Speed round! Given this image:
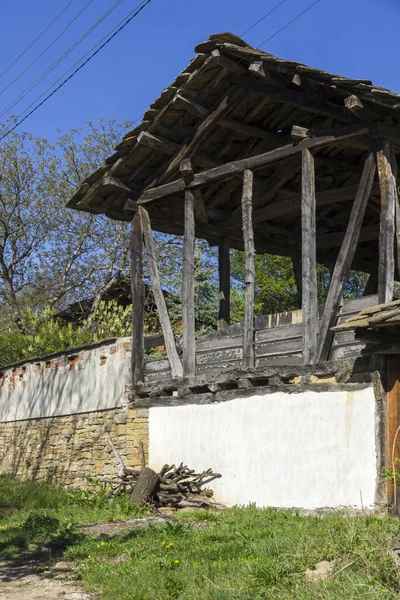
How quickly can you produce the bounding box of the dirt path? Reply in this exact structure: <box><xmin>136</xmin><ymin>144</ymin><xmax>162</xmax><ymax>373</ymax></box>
<box><xmin>0</xmin><ymin>559</ymin><xmax>93</xmax><ymax>600</ymax></box>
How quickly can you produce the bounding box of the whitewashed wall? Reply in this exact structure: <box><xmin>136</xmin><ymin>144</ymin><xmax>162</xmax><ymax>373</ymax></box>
<box><xmin>149</xmin><ymin>387</ymin><xmax>377</xmax><ymax>510</ymax></box>
<box><xmin>0</xmin><ymin>338</ymin><xmax>132</xmax><ymax>422</ymax></box>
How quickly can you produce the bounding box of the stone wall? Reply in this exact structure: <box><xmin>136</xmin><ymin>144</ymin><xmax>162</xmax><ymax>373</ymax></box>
<box><xmin>0</xmin><ymin>407</ymin><xmax>148</xmax><ymax>486</ymax></box>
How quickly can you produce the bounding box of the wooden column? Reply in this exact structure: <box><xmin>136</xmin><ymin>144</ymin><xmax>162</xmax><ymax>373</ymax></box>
<box><xmin>218</xmin><ymin>238</ymin><xmax>230</xmax><ymax>330</ymax></box>
<box><xmin>130</xmin><ymin>211</ymin><xmax>144</xmax><ymax>385</ymax></box>
<box><xmin>291</xmin><ymin>243</ymin><xmax>303</xmax><ymax>306</ymax></box>
<box><xmin>377</xmin><ymin>138</ymin><xmax>397</xmax><ymax>304</ymax></box>
<box><xmin>301</xmin><ymin>148</ymin><xmax>318</xmax><ymax>365</ymax></box>
<box><xmin>387</xmin><ymin>356</ymin><xmax>400</xmax><ymax>509</ymax></box>
<box><xmin>317</xmin><ymin>151</ymin><xmax>376</xmax><ymax>363</ymax></box>
<box><xmin>140</xmin><ymin>207</ymin><xmax>183</xmax><ymax>379</ymax></box>
<box><xmin>242</xmin><ymin>169</ymin><xmax>255</xmax><ymax>369</ymax></box>
<box><xmin>181</xmin><ymin>160</ymin><xmax>196</xmax><ymax>377</ymax></box>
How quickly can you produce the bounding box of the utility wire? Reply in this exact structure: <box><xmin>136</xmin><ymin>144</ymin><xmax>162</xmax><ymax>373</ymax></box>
<box><xmin>0</xmin><ymin>0</ymin><xmax>153</xmax><ymax>141</ymax></box>
<box><xmin>0</xmin><ymin>0</ymin><xmax>146</xmax><ymax>125</ymax></box>
<box><xmin>241</xmin><ymin>0</ymin><xmax>287</xmax><ymax>37</ymax></box>
<box><xmin>258</xmin><ymin>0</ymin><xmax>322</xmax><ymax>48</ymax></box>
<box><xmin>0</xmin><ymin>0</ymin><xmax>128</xmax><ymax>117</ymax></box>
<box><xmin>0</xmin><ymin>0</ymin><xmax>76</xmax><ymax>81</ymax></box>
<box><xmin>0</xmin><ymin>0</ymin><xmax>97</xmax><ymax>98</ymax></box>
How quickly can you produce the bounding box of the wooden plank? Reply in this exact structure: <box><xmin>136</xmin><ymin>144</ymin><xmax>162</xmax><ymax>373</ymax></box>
<box><xmin>140</xmin><ymin>207</ymin><xmax>183</xmax><ymax>379</ymax></box>
<box><xmin>317</xmin><ymin>151</ymin><xmax>377</xmax><ymax>362</ymax></box>
<box><xmin>377</xmin><ymin>138</ymin><xmax>397</xmax><ymax>303</ymax></box>
<box><xmin>255</xmin><ymin>323</ymin><xmax>302</xmax><ymax>343</ymax></box>
<box><xmin>137</xmin><ymin>126</ymin><xmax>370</xmax><ymax>205</ymax></box>
<box><xmin>182</xmin><ymin>163</ymin><xmax>196</xmax><ymax>376</ymax></box>
<box><xmin>301</xmin><ymin>148</ymin><xmax>318</xmax><ymax>365</ymax></box>
<box><xmin>218</xmin><ymin>238</ymin><xmax>230</xmax><ymax>330</ymax></box>
<box><xmin>242</xmin><ymin>169</ymin><xmax>255</xmax><ymax>369</ymax></box>
<box><xmin>130</xmin><ymin>212</ymin><xmax>144</xmax><ymax>384</ymax></box>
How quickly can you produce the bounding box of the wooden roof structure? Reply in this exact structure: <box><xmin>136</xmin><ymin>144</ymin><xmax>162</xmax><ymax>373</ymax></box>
<box><xmin>68</xmin><ymin>32</ymin><xmax>400</xmax><ymax>275</ymax></box>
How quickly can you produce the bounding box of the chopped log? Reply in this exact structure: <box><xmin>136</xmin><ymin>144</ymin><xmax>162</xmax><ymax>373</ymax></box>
<box><xmin>218</xmin><ymin>238</ymin><xmax>230</xmax><ymax>330</ymax></box>
<box><xmin>377</xmin><ymin>138</ymin><xmax>397</xmax><ymax>304</ymax></box>
<box><xmin>181</xmin><ymin>160</ymin><xmax>196</xmax><ymax>377</ymax></box>
<box><xmin>318</xmin><ymin>151</ymin><xmax>376</xmax><ymax>362</ymax></box>
<box><xmin>140</xmin><ymin>207</ymin><xmax>183</xmax><ymax>378</ymax></box>
<box><xmin>130</xmin><ymin>467</ymin><xmax>159</xmax><ymax>505</ymax></box>
<box><xmin>242</xmin><ymin>169</ymin><xmax>255</xmax><ymax>368</ymax></box>
<box><xmin>301</xmin><ymin>148</ymin><xmax>318</xmax><ymax>365</ymax></box>
<box><xmin>130</xmin><ymin>212</ymin><xmax>144</xmax><ymax>384</ymax></box>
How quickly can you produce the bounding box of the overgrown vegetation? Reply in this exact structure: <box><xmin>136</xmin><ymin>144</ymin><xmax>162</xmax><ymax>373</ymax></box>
<box><xmin>1</xmin><ymin>476</ymin><xmax>400</xmax><ymax>599</ymax></box>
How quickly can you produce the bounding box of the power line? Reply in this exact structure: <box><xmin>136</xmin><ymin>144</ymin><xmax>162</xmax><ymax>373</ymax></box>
<box><xmin>241</xmin><ymin>0</ymin><xmax>287</xmax><ymax>37</ymax></box>
<box><xmin>0</xmin><ymin>0</ymin><xmax>97</xmax><ymax>98</ymax></box>
<box><xmin>258</xmin><ymin>0</ymin><xmax>322</xmax><ymax>48</ymax></box>
<box><xmin>0</xmin><ymin>0</ymin><xmax>76</xmax><ymax>80</ymax></box>
<box><xmin>0</xmin><ymin>0</ymin><xmax>128</xmax><ymax>121</ymax></box>
<box><xmin>0</xmin><ymin>0</ymin><xmax>153</xmax><ymax>141</ymax></box>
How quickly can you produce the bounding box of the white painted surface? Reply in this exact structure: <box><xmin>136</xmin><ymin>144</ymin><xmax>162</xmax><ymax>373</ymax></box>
<box><xmin>149</xmin><ymin>388</ymin><xmax>377</xmax><ymax>509</ymax></box>
<box><xmin>0</xmin><ymin>339</ymin><xmax>132</xmax><ymax>422</ymax></box>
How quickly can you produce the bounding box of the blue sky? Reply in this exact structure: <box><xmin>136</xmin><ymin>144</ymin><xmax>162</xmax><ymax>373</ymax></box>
<box><xmin>0</xmin><ymin>0</ymin><xmax>399</xmax><ymax>142</ymax></box>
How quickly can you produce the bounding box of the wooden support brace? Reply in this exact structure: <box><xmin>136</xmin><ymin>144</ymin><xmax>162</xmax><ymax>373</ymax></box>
<box><xmin>301</xmin><ymin>148</ymin><xmax>318</xmax><ymax>365</ymax></box>
<box><xmin>317</xmin><ymin>151</ymin><xmax>377</xmax><ymax>363</ymax></box>
<box><xmin>140</xmin><ymin>207</ymin><xmax>183</xmax><ymax>378</ymax></box>
<box><xmin>242</xmin><ymin>169</ymin><xmax>255</xmax><ymax>369</ymax></box>
<box><xmin>377</xmin><ymin>138</ymin><xmax>397</xmax><ymax>304</ymax></box>
<box><xmin>181</xmin><ymin>160</ymin><xmax>196</xmax><ymax>377</ymax></box>
<box><xmin>130</xmin><ymin>211</ymin><xmax>145</xmax><ymax>384</ymax></box>
<box><xmin>218</xmin><ymin>238</ymin><xmax>230</xmax><ymax>330</ymax></box>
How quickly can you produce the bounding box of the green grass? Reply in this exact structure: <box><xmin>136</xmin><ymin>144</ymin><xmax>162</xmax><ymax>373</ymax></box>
<box><xmin>1</xmin><ymin>475</ymin><xmax>400</xmax><ymax>599</ymax></box>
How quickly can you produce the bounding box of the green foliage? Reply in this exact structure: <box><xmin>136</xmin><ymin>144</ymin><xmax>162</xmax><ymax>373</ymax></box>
<box><xmin>230</xmin><ymin>250</ymin><xmax>368</xmax><ymax>323</ymax></box>
<box><xmin>1</xmin><ymin>476</ymin><xmax>400</xmax><ymax>598</ymax></box>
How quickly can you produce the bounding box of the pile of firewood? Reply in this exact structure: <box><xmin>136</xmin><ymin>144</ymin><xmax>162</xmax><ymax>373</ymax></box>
<box><xmin>105</xmin><ymin>435</ymin><xmax>222</xmax><ymax>508</ymax></box>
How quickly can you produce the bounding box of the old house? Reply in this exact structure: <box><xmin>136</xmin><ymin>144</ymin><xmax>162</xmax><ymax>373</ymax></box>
<box><xmin>1</xmin><ymin>32</ymin><xmax>400</xmax><ymax>510</ymax></box>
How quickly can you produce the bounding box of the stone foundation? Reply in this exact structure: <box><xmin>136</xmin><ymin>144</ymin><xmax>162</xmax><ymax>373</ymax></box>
<box><xmin>0</xmin><ymin>407</ymin><xmax>149</xmax><ymax>486</ymax></box>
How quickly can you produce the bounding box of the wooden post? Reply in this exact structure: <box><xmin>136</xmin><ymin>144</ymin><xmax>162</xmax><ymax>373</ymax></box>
<box><xmin>181</xmin><ymin>160</ymin><xmax>196</xmax><ymax>377</ymax></box>
<box><xmin>377</xmin><ymin>138</ymin><xmax>397</xmax><ymax>304</ymax></box>
<box><xmin>301</xmin><ymin>148</ymin><xmax>318</xmax><ymax>365</ymax></box>
<box><xmin>218</xmin><ymin>238</ymin><xmax>230</xmax><ymax>330</ymax></box>
<box><xmin>317</xmin><ymin>151</ymin><xmax>376</xmax><ymax>363</ymax></box>
<box><xmin>242</xmin><ymin>169</ymin><xmax>255</xmax><ymax>369</ymax></box>
<box><xmin>130</xmin><ymin>211</ymin><xmax>144</xmax><ymax>385</ymax></box>
<box><xmin>140</xmin><ymin>207</ymin><xmax>183</xmax><ymax>379</ymax></box>
<box><xmin>291</xmin><ymin>243</ymin><xmax>303</xmax><ymax>306</ymax></box>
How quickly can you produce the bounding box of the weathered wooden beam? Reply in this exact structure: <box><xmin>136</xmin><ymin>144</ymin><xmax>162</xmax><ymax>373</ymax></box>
<box><xmin>140</xmin><ymin>207</ymin><xmax>183</xmax><ymax>379</ymax></box>
<box><xmin>181</xmin><ymin>160</ymin><xmax>196</xmax><ymax>377</ymax></box>
<box><xmin>377</xmin><ymin>138</ymin><xmax>397</xmax><ymax>303</ymax></box>
<box><xmin>211</xmin><ymin>49</ymin><xmax>248</xmax><ymax>76</ymax></box>
<box><xmin>242</xmin><ymin>170</ymin><xmax>255</xmax><ymax>368</ymax></box>
<box><xmin>244</xmin><ymin>64</ymin><xmax>359</xmax><ymax>123</ymax></box>
<box><xmin>301</xmin><ymin>148</ymin><xmax>318</xmax><ymax>365</ymax></box>
<box><xmin>193</xmin><ymin>189</ymin><xmax>209</xmax><ymax>223</ymax></box>
<box><xmin>152</xmin><ymin>87</ymin><xmax>245</xmax><ymax>187</ymax></box>
<box><xmin>291</xmin><ymin>244</ymin><xmax>303</xmax><ymax>306</ymax></box>
<box><xmin>317</xmin><ymin>224</ymin><xmax>379</xmax><ymax>249</ymax></box>
<box><xmin>130</xmin><ymin>212</ymin><xmax>145</xmax><ymax>385</ymax></box>
<box><xmin>317</xmin><ymin>151</ymin><xmax>377</xmax><ymax>363</ymax></box>
<box><xmin>218</xmin><ymin>117</ymin><xmax>277</xmax><ymax>141</ymax></box>
<box><xmin>218</xmin><ymin>238</ymin><xmax>230</xmax><ymax>330</ymax></box>
<box><xmin>137</xmin><ymin>125</ymin><xmax>371</xmax><ymax>205</ymax></box>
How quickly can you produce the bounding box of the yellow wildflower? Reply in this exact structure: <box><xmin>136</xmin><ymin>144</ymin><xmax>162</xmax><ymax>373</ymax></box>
<box><xmin>88</xmin><ymin>555</ymin><xmax>92</xmax><ymax>559</ymax></box>
<box><xmin>174</xmin><ymin>560</ymin><xmax>180</xmax><ymax>565</ymax></box>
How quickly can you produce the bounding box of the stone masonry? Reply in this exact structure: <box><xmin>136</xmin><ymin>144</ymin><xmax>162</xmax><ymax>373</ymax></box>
<box><xmin>0</xmin><ymin>407</ymin><xmax>149</xmax><ymax>486</ymax></box>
